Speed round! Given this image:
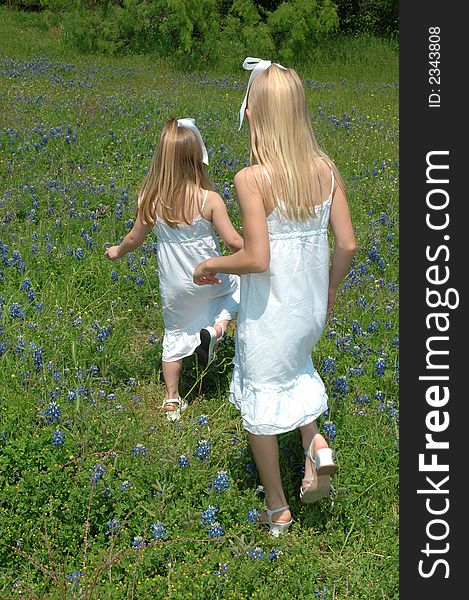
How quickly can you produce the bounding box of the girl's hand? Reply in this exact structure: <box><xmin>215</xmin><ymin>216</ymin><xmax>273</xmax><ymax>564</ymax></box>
<box><xmin>105</xmin><ymin>246</ymin><xmax>120</xmax><ymax>261</ymax></box>
<box><xmin>193</xmin><ymin>261</ymin><xmax>222</xmax><ymax>286</ymax></box>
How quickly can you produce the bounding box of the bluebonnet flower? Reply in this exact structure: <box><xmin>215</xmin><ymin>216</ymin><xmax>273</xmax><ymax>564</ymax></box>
<box><xmin>66</xmin><ymin>571</ymin><xmax>84</xmax><ymax>588</ymax></box>
<box><xmin>0</xmin><ymin>341</ymin><xmax>7</xmax><ymax>358</ymax></box>
<box><xmin>213</xmin><ymin>562</ymin><xmax>229</xmax><ymax>580</ymax></box>
<box><xmin>269</xmin><ymin>547</ymin><xmax>283</xmax><ymax>561</ymax></box>
<box><xmin>178</xmin><ymin>455</ymin><xmax>189</xmax><ymax>467</ymax></box>
<box><xmin>9</xmin><ymin>303</ymin><xmax>26</xmax><ymax>319</ymax></box>
<box><xmin>135</xmin><ymin>276</ymin><xmax>144</xmax><ymax>286</ymax></box>
<box><xmin>120</xmin><ymin>480</ymin><xmax>132</xmax><ymax>491</ymax></box>
<box><xmin>247</xmin><ymin>508</ymin><xmax>261</xmax><ymax>524</ymax></box>
<box><xmin>151</xmin><ymin>521</ymin><xmax>168</xmax><ymax>540</ymax></box>
<box><xmin>349</xmin><ymin>361</ymin><xmax>365</xmax><ymax>376</ymax></box>
<box><xmin>14</xmin><ymin>337</ymin><xmax>26</xmax><ymax>358</ymax></box>
<box><xmin>245</xmin><ymin>463</ymin><xmax>256</xmax><ymax>474</ymax></box>
<box><xmin>31</xmin><ymin>347</ymin><xmax>43</xmax><ymax>372</ymax></box>
<box><xmin>208</xmin><ymin>522</ymin><xmax>224</xmax><ymax>539</ymax></box>
<box><xmin>43</xmin><ymin>402</ymin><xmax>61</xmax><ymax>422</ymax></box>
<box><xmin>51</xmin><ymin>430</ymin><xmax>65</xmax><ymax>446</ymax></box>
<box><xmin>20</xmin><ymin>278</ymin><xmax>32</xmax><ymax>291</ymax></box>
<box><xmin>357</xmin><ymin>295</ymin><xmax>367</xmax><ymax>308</ymax></box>
<box><xmin>202</xmin><ymin>506</ymin><xmax>219</xmax><ymax>526</ymax></box>
<box><xmin>35</xmin><ymin>301</ymin><xmax>44</xmax><ymax>312</ymax></box>
<box><xmin>314</xmin><ymin>586</ymin><xmax>330</xmax><ymax>599</ymax></box>
<box><xmin>71</xmin><ymin>317</ymin><xmax>83</xmax><ymax>329</ymax></box>
<box><xmin>332</xmin><ymin>376</ymin><xmax>349</xmax><ymax>396</ymax></box>
<box><xmin>375</xmin><ymin>358</ymin><xmax>386</xmax><ymax>376</ymax></box>
<box><xmin>367</xmin><ymin>321</ymin><xmax>379</xmax><ymax>333</ymax></box>
<box><xmin>75</xmin><ymin>248</ymin><xmax>84</xmax><ymax>260</ymax></box>
<box><xmin>111</xmin><ymin>271</ymin><xmax>119</xmax><ymax>282</ymax></box>
<box><xmin>132</xmin><ymin>444</ymin><xmax>147</xmax><ymax>458</ymax></box>
<box><xmin>90</xmin><ymin>463</ymin><xmax>105</xmax><ymax>483</ymax></box>
<box><xmin>147</xmin><ymin>332</ymin><xmax>160</xmax><ymax>344</ymax></box>
<box><xmin>375</xmin><ymin>390</ymin><xmax>385</xmax><ymax>403</ymax></box>
<box><xmin>196</xmin><ymin>414</ymin><xmax>209</xmax><ymax>427</ymax></box>
<box><xmin>87</xmin><ymin>364</ymin><xmax>99</xmax><ymax>377</ymax></box>
<box><xmin>194</xmin><ymin>440</ymin><xmax>212</xmax><ymax>461</ymax></box>
<box><xmin>354</xmin><ymin>394</ymin><xmax>370</xmax><ymax>407</ymax></box>
<box><xmin>212</xmin><ymin>471</ymin><xmax>229</xmax><ymax>493</ymax></box>
<box><xmin>248</xmin><ymin>546</ymin><xmax>264</xmax><ymax>559</ymax></box>
<box><xmin>321</xmin><ymin>356</ymin><xmax>336</xmax><ymax>375</ymax></box>
<box><xmin>131</xmin><ymin>536</ymin><xmax>146</xmax><ymax>550</ymax></box>
<box><xmin>126</xmin><ymin>378</ymin><xmax>137</xmax><ymax>387</ymax></box>
<box><xmin>323</xmin><ymin>421</ymin><xmax>336</xmax><ymax>443</ymax></box>
<box><xmin>107</xmin><ymin>517</ymin><xmax>120</xmax><ymax>535</ymax></box>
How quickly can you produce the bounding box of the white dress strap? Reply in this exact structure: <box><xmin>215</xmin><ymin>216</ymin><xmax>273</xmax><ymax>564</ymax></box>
<box><xmin>329</xmin><ymin>166</ymin><xmax>335</xmax><ymax>199</ymax></box>
<box><xmin>200</xmin><ymin>189</ymin><xmax>209</xmax><ymax>212</ymax></box>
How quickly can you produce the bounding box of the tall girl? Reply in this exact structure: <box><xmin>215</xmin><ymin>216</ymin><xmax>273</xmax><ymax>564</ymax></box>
<box><xmin>193</xmin><ymin>59</ymin><xmax>356</xmax><ymax>534</ymax></box>
<box><xmin>106</xmin><ymin>118</ymin><xmax>242</xmax><ymax>420</ymax></box>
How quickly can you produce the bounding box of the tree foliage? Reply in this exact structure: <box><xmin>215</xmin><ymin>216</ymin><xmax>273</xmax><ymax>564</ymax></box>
<box><xmin>0</xmin><ymin>0</ymin><xmax>398</xmax><ymax>64</ymax></box>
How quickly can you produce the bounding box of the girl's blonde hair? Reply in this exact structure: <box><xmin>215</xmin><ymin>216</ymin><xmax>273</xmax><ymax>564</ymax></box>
<box><xmin>138</xmin><ymin>118</ymin><xmax>211</xmax><ymax>228</ymax></box>
<box><xmin>247</xmin><ymin>65</ymin><xmax>346</xmax><ymax>220</ymax></box>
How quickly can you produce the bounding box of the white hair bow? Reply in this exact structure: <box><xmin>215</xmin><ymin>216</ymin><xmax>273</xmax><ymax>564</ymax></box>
<box><xmin>238</xmin><ymin>57</ymin><xmax>286</xmax><ymax>130</ymax></box>
<box><xmin>177</xmin><ymin>117</ymin><xmax>209</xmax><ymax>165</ymax></box>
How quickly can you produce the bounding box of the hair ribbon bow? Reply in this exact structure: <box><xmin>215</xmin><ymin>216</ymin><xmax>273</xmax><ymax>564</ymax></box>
<box><xmin>238</xmin><ymin>57</ymin><xmax>286</xmax><ymax>130</ymax></box>
<box><xmin>177</xmin><ymin>118</ymin><xmax>209</xmax><ymax>165</ymax></box>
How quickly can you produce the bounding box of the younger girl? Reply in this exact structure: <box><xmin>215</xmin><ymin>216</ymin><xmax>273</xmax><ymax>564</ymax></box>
<box><xmin>106</xmin><ymin>117</ymin><xmax>242</xmax><ymax>421</ymax></box>
<box><xmin>194</xmin><ymin>59</ymin><xmax>356</xmax><ymax>534</ymax></box>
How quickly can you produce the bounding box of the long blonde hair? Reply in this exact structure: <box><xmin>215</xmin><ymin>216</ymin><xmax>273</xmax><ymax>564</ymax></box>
<box><xmin>247</xmin><ymin>65</ymin><xmax>346</xmax><ymax>220</ymax></box>
<box><xmin>138</xmin><ymin>118</ymin><xmax>211</xmax><ymax>227</ymax></box>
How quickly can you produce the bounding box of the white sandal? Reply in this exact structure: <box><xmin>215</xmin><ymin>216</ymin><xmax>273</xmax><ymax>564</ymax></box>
<box><xmin>255</xmin><ymin>504</ymin><xmax>293</xmax><ymax>537</ymax></box>
<box><xmin>300</xmin><ymin>433</ymin><xmax>337</xmax><ymax>503</ymax></box>
<box><xmin>161</xmin><ymin>397</ymin><xmax>188</xmax><ymax>422</ymax></box>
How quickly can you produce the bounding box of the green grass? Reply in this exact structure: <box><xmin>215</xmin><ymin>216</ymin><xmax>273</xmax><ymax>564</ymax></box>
<box><xmin>0</xmin><ymin>7</ymin><xmax>399</xmax><ymax>599</ymax></box>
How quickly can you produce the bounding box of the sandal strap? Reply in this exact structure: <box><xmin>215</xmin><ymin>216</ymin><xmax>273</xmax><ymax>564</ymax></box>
<box><xmin>162</xmin><ymin>397</ymin><xmax>182</xmax><ymax>408</ymax></box>
<box><xmin>265</xmin><ymin>504</ymin><xmax>290</xmax><ymax>517</ymax></box>
<box><xmin>305</xmin><ymin>433</ymin><xmax>321</xmax><ymax>458</ymax></box>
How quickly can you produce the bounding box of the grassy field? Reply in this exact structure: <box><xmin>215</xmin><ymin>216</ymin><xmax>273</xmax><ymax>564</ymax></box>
<box><xmin>0</xmin><ymin>8</ymin><xmax>399</xmax><ymax>599</ymax></box>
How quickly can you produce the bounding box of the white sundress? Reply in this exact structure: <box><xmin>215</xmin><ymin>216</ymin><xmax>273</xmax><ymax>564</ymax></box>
<box><xmin>153</xmin><ymin>190</ymin><xmax>240</xmax><ymax>362</ymax></box>
<box><xmin>229</xmin><ymin>167</ymin><xmax>334</xmax><ymax>435</ymax></box>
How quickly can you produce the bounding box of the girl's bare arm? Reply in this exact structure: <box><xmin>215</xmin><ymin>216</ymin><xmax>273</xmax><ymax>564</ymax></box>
<box><xmin>327</xmin><ymin>181</ymin><xmax>356</xmax><ymax>312</ymax></box>
<box><xmin>206</xmin><ymin>191</ymin><xmax>244</xmax><ymax>252</ymax></box>
<box><xmin>194</xmin><ymin>167</ymin><xmax>269</xmax><ymax>282</ymax></box>
<box><xmin>105</xmin><ymin>213</ymin><xmax>152</xmax><ymax>261</ymax></box>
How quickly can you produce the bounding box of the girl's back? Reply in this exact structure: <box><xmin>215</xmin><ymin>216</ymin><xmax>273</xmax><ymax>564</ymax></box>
<box><xmin>153</xmin><ymin>189</ymin><xmax>239</xmax><ymax>333</ymax></box>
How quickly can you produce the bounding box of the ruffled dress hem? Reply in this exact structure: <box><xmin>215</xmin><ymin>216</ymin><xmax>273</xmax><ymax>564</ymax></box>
<box><xmin>229</xmin><ymin>365</ymin><xmax>329</xmax><ymax>435</ymax></box>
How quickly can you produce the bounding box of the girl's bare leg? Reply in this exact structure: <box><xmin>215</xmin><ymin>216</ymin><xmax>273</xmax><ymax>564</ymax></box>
<box><xmin>247</xmin><ymin>433</ymin><xmax>292</xmax><ymax>523</ymax></box>
<box><xmin>300</xmin><ymin>420</ymin><xmax>330</xmax><ymax>479</ymax></box>
<box><xmin>214</xmin><ymin>319</ymin><xmax>229</xmax><ymax>339</ymax></box>
<box><xmin>162</xmin><ymin>359</ymin><xmax>182</xmax><ymax>412</ymax></box>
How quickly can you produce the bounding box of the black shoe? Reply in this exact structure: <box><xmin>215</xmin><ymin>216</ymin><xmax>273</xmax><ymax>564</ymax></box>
<box><xmin>195</xmin><ymin>326</ymin><xmax>218</xmax><ymax>369</ymax></box>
